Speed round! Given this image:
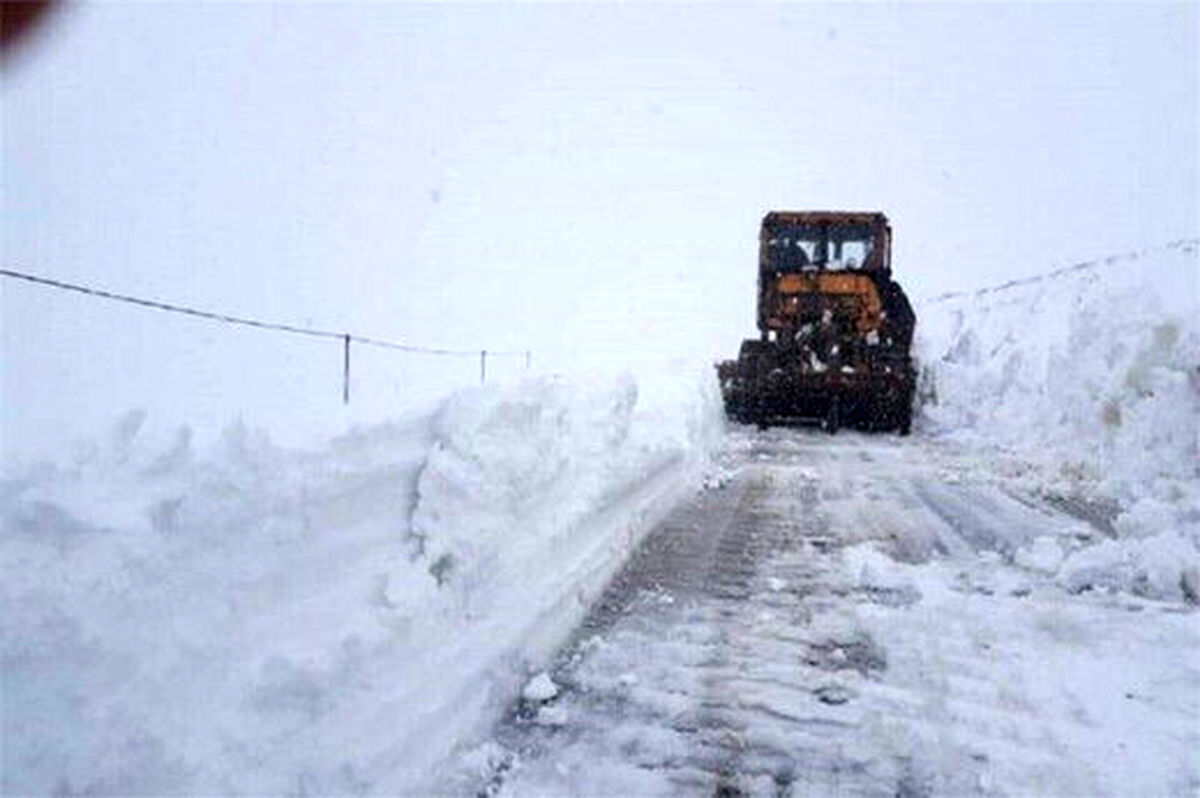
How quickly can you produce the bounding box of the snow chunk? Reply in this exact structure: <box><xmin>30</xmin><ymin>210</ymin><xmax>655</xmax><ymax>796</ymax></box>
<box><xmin>1016</xmin><ymin>536</ymin><xmax>1066</xmax><ymax>574</ymax></box>
<box><xmin>522</xmin><ymin>672</ymin><xmax>559</xmax><ymax>702</ymax></box>
<box><xmin>813</xmin><ymin>683</ymin><xmax>856</xmax><ymax>705</ymax></box>
<box><xmin>842</xmin><ymin>543</ymin><xmax>914</xmax><ymax>590</ymax></box>
<box><xmin>534</xmin><ymin>706</ymin><xmax>569</xmax><ymax>726</ymax></box>
<box><xmin>1058</xmin><ymin>530</ymin><xmax>1200</xmax><ymax>603</ymax></box>
<box><xmin>937</xmin><ymin>468</ymin><xmax>962</xmax><ymax>485</ymax></box>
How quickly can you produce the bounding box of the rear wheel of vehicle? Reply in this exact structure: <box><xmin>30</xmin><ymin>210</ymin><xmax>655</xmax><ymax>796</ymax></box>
<box><xmin>754</xmin><ymin>395</ymin><xmax>769</xmax><ymax>430</ymax></box>
<box><xmin>823</xmin><ymin>399</ymin><xmax>840</xmax><ymax>435</ymax></box>
<box><xmin>864</xmin><ymin>400</ymin><xmax>884</xmax><ymax>432</ymax></box>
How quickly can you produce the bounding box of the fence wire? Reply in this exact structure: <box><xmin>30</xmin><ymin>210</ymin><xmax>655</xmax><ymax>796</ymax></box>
<box><xmin>0</xmin><ymin>267</ymin><xmax>528</xmax><ymax>357</ymax></box>
<box><xmin>920</xmin><ymin>238</ymin><xmax>1198</xmax><ymax>306</ymax></box>
<box><xmin>1</xmin><ymin>266</ymin><xmax>531</xmax><ymax>401</ymax></box>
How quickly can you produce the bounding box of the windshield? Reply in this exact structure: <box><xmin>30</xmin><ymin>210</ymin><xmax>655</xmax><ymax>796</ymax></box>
<box><xmin>765</xmin><ymin>222</ymin><xmax>875</xmax><ymax>272</ymax></box>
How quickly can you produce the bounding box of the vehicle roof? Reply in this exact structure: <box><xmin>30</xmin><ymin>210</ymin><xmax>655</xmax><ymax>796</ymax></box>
<box><xmin>761</xmin><ymin>211</ymin><xmax>889</xmax><ymax>228</ymax></box>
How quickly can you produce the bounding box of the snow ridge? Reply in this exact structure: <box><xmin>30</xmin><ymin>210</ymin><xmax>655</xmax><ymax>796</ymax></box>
<box><xmin>0</xmin><ymin>369</ymin><xmax>723</xmax><ymax>794</ymax></box>
<box><xmin>916</xmin><ymin>239</ymin><xmax>1200</xmax><ymax>602</ymax></box>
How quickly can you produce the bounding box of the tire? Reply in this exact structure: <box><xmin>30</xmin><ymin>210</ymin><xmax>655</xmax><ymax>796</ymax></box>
<box><xmin>863</xmin><ymin>400</ymin><xmax>884</xmax><ymax>432</ymax></box>
<box><xmin>754</xmin><ymin>396</ymin><xmax>769</xmax><ymax>430</ymax></box>
<box><xmin>823</xmin><ymin>399</ymin><xmax>841</xmax><ymax>435</ymax></box>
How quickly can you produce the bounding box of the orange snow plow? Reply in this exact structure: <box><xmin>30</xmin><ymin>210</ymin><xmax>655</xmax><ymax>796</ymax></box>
<box><xmin>718</xmin><ymin>211</ymin><xmax>916</xmax><ymax>434</ymax></box>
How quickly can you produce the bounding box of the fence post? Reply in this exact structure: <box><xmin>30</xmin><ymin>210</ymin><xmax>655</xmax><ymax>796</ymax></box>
<box><xmin>525</xmin><ymin>350</ymin><xmax>531</xmax><ymax>370</ymax></box>
<box><xmin>480</xmin><ymin>349</ymin><xmax>487</xmax><ymax>385</ymax></box>
<box><xmin>342</xmin><ymin>334</ymin><xmax>351</xmax><ymax>404</ymax></box>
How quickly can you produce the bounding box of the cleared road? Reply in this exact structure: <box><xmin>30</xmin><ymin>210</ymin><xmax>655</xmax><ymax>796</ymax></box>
<box><xmin>462</xmin><ymin>427</ymin><xmax>1199</xmax><ymax>797</ymax></box>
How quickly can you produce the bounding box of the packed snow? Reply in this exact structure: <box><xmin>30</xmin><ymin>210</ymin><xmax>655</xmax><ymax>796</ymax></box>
<box><xmin>451</xmin><ymin>429</ymin><xmax>1198</xmax><ymax>797</ymax></box>
<box><xmin>833</xmin><ymin>540</ymin><xmax>1199</xmax><ymax>798</ymax></box>
<box><xmin>916</xmin><ymin>239</ymin><xmax>1200</xmax><ymax>604</ymax></box>
<box><xmin>0</xmin><ymin>369</ymin><xmax>722</xmax><ymax>795</ymax></box>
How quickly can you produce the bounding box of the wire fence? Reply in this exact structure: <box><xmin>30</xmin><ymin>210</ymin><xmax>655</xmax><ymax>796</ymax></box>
<box><xmin>0</xmin><ymin>267</ymin><xmax>531</xmax><ymax>403</ymax></box>
<box><xmin>920</xmin><ymin>238</ymin><xmax>1198</xmax><ymax>306</ymax></box>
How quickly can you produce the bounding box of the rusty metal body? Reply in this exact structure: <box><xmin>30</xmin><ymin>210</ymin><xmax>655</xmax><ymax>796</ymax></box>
<box><xmin>719</xmin><ymin>211</ymin><xmax>915</xmax><ymax>433</ymax></box>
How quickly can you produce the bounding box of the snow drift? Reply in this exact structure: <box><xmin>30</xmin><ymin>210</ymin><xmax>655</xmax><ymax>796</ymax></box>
<box><xmin>0</xmin><ymin>369</ymin><xmax>723</xmax><ymax>794</ymax></box>
<box><xmin>916</xmin><ymin>239</ymin><xmax>1200</xmax><ymax>603</ymax></box>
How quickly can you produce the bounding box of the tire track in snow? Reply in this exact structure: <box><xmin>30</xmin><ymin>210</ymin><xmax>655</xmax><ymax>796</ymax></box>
<box><xmin>455</xmin><ymin>427</ymin><xmax>1197</xmax><ymax>797</ymax></box>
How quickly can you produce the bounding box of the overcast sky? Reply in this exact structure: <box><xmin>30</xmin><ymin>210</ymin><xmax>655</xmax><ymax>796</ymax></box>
<box><xmin>3</xmin><ymin>3</ymin><xmax>1197</xmax><ymax>459</ymax></box>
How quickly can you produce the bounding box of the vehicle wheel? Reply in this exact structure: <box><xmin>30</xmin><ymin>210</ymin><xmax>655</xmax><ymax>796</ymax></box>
<box><xmin>862</xmin><ymin>401</ymin><xmax>882</xmax><ymax>432</ymax></box>
<box><xmin>727</xmin><ymin>394</ymin><xmax>745</xmax><ymax>424</ymax></box>
<box><xmin>824</xmin><ymin>399</ymin><xmax>840</xmax><ymax>435</ymax></box>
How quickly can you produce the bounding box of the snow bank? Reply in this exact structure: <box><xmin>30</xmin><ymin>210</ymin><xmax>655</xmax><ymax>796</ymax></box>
<box><xmin>916</xmin><ymin>240</ymin><xmax>1200</xmax><ymax>602</ymax></box>
<box><xmin>0</xmin><ymin>369</ymin><xmax>722</xmax><ymax>795</ymax></box>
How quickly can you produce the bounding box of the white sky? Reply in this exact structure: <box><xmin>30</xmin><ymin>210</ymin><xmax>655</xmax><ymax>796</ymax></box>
<box><xmin>3</xmin><ymin>3</ymin><xmax>1197</xmax><ymax>459</ymax></box>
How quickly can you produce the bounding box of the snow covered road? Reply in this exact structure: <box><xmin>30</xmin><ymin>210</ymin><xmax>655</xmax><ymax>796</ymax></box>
<box><xmin>456</xmin><ymin>426</ymin><xmax>1199</xmax><ymax>797</ymax></box>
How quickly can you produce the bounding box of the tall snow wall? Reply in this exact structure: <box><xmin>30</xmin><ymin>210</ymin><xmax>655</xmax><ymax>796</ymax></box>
<box><xmin>916</xmin><ymin>239</ymin><xmax>1200</xmax><ymax>600</ymax></box>
<box><xmin>0</xmin><ymin>369</ymin><xmax>723</xmax><ymax>794</ymax></box>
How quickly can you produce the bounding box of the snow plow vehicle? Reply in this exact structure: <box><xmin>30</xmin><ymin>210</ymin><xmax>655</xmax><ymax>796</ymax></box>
<box><xmin>717</xmin><ymin>211</ymin><xmax>915</xmax><ymax>434</ymax></box>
